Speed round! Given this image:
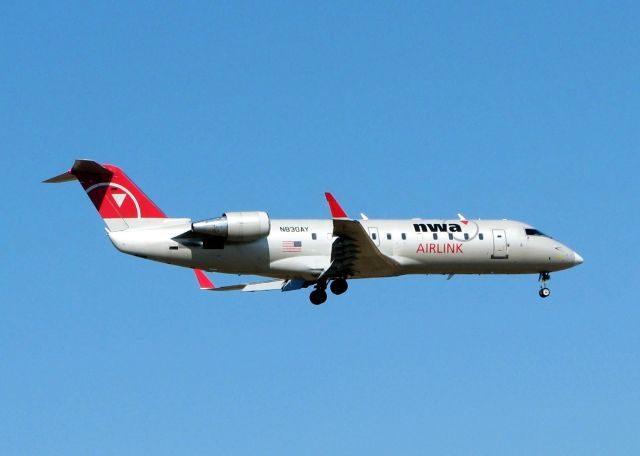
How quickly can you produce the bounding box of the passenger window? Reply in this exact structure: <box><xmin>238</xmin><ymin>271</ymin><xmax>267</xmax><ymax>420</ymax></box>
<box><xmin>433</xmin><ymin>233</ymin><xmax>438</xmax><ymax>240</ymax></box>
<box><xmin>401</xmin><ymin>233</ymin><xmax>406</xmax><ymax>240</ymax></box>
<box><xmin>387</xmin><ymin>233</ymin><xmax>392</xmax><ymax>240</ymax></box>
<box><xmin>464</xmin><ymin>233</ymin><xmax>469</xmax><ymax>240</ymax></box>
<box><xmin>372</xmin><ymin>233</ymin><xmax>377</xmax><ymax>240</ymax></box>
<box><xmin>479</xmin><ymin>233</ymin><xmax>484</xmax><ymax>240</ymax></box>
<box><xmin>312</xmin><ymin>233</ymin><xmax>317</xmax><ymax>240</ymax></box>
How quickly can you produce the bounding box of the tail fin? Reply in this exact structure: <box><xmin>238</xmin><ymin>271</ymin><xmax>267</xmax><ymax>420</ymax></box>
<box><xmin>44</xmin><ymin>160</ymin><xmax>166</xmax><ymax>231</ymax></box>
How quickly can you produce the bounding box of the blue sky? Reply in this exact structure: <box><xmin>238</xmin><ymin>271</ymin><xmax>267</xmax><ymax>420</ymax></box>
<box><xmin>2</xmin><ymin>1</ymin><xmax>639</xmax><ymax>454</ymax></box>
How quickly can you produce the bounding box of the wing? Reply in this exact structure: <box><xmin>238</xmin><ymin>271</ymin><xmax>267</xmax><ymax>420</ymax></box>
<box><xmin>321</xmin><ymin>193</ymin><xmax>399</xmax><ymax>279</ymax></box>
<box><xmin>194</xmin><ymin>269</ymin><xmax>306</xmax><ymax>292</ymax></box>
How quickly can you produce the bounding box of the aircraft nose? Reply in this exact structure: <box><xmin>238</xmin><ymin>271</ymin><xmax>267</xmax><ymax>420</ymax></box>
<box><xmin>573</xmin><ymin>252</ymin><xmax>584</xmax><ymax>265</ymax></box>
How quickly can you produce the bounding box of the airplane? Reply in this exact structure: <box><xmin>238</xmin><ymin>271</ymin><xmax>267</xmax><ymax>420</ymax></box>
<box><xmin>44</xmin><ymin>160</ymin><xmax>583</xmax><ymax>304</ymax></box>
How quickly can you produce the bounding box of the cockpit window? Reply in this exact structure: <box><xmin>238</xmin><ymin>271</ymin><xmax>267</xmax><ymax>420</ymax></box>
<box><xmin>525</xmin><ymin>228</ymin><xmax>551</xmax><ymax>238</ymax></box>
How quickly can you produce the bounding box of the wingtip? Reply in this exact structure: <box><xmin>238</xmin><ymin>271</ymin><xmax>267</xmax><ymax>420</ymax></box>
<box><xmin>194</xmin><ymin>269</ymin><xmax>215</xmax><ymax>290</ymax></box>
<box><xmin>324</xmin><ymin>192</ymin><xmax>348</xmax><ymax>218</ymax></box>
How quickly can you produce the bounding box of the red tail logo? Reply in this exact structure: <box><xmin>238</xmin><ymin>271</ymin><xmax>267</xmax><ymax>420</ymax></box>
<box><xmin>75</xmin><ymin>164</ymin><xmax>166</xmax><ymax>219</ymax></box>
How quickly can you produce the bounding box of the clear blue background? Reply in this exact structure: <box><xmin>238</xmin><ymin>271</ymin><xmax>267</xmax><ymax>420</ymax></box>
<box><xmin>2</xmin><ymin>1</ymin><xmax>638</xmax><ymax>454</ymax></box>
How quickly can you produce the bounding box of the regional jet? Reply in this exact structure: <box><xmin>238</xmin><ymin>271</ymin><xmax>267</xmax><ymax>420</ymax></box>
<box><xmin>45</xmin><ymin>160</ymin><xmax>583</xmax><ymax>304</ymax></box>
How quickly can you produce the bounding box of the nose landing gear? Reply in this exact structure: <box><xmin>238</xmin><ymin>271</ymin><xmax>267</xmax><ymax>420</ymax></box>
<box><xmin>538</xmin><ymin>272</ymin><xmax>551</xmax><ymax>298</ymax></box>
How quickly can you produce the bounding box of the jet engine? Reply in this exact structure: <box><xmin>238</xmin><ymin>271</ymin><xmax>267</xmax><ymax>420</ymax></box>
<box><xmin>191</xmin><ymin>211</ymin><xmax>270</xmax><ymax>242</ymax></box>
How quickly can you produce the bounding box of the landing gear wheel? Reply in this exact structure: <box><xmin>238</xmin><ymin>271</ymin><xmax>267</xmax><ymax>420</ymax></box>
<box><xmin>330</xmin><ymin>279</ymin><xmax>348</xmax><ymax>295</ymax></box>
<box><xmin>309</xmin><ymin>289</ymin><xmax>327</xmax><ymax>305</ymax></box>
<box><xmin>538</xmin><ymin>272</ymin><xmax>551</xmax><ymax>299</ymax></box>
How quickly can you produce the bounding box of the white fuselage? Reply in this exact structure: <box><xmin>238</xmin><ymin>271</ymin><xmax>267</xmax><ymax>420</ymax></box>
<box><xmin>107</xmin><ymin>217</ymin><xmax>582</xmax><ymax>281</ymax></box>
<box><xmin>45</xmin><ymin>160</ymin><xmax>583</xmax><ymax>301</ymax></box>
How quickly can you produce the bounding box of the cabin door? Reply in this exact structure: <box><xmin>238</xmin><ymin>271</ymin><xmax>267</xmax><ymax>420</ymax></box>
<box><xmin>491</xmin><ymin>229</ymin><xmax>508</xmax><ymax>259</ymax></box>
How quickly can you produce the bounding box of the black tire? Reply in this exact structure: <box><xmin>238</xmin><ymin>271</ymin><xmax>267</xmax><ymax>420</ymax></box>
<box><xmin>309</xmin><ymin>289</ymin><xmax>327</xmax><ymax>305</ymax></box>
<box><xmin>539</xmin><ymin>287</ymin><xmax>551</xmax><ymax>298</ymax></box>
<box><xmin>330</xmin><ymin>279</ymin><xmax>348</xmax><ymax>295</ymax></box>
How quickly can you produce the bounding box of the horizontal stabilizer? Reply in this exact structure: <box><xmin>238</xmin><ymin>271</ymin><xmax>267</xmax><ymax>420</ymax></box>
<box><xmin>211</xmin><ymin>280</ymin><xmax>286</xmax><ymax>292</ymax></box>
<box><xmin>43</xmin><ymin>171</ymin><xmax>77</xmax><ymax>183</ymax></box>
<box><xmin>43</xmin><ymin>160</ymin><xmax>112</xmax><ymax>183</ymax></box>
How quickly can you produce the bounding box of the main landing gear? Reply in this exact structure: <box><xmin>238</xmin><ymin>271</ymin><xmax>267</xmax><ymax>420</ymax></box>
<box><xmin>309</xmin><ymin>287</ymin><xmax>327</xmax><ymax>305</ymax></box>
<box><xmin>538</xmin><ymin>272</ymin><xmax>551</xmax><ymax>298</ymax></box>
<box><xmin>309</xmin><ymin>278</ymin><xmax>349</xmax><ymax>305</ymax></box>
<box><xmin>330</xmin><ymin>278</ymin><xmax>348</xmax><ymax>295</ymax></box>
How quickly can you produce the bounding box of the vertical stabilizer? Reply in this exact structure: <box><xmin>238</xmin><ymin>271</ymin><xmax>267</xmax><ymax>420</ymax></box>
<box><xmin>44</xmin><ymin>160</ymin><xmax>167</xmax><ymax>231</ymax></box>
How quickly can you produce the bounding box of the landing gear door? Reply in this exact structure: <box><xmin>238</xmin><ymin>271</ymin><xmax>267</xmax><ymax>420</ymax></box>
<box><xmin>491</xmin><ymin>229</ymin><xmax>508</xmax><ymax>259</ymax></box>
<box><xmin>368</xmin><ymin>227</ymin><xmax>380</xmax><ymax>246</ymax></box>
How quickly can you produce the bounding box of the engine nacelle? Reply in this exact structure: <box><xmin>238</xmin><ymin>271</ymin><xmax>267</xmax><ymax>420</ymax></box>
<box><xmin>191</xmin><ymin>211</ymin><xmax>270</xmax><ymax>242</ymax></box>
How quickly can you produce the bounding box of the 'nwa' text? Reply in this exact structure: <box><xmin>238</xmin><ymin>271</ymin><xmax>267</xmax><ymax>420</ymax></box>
<box><xmin>413</xmin><ymin>223</ymin><xmax>462</xmax><ymax>233</ymax></box>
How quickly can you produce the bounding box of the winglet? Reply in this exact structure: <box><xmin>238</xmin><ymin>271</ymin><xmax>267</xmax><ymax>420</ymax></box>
<box><xmin>457</xmin><ymin>213</ymin><xmax>469</xmax><ymax>225</ymax></box>
<box><xmin>324</xmin><ymin>192</ymin><xmax>348</xmax><ymax>218</ymax></box>
<box><xmin>194</xmin><ymin>269</ymin><xmax>215</xmax><ymax>290</ymax></box>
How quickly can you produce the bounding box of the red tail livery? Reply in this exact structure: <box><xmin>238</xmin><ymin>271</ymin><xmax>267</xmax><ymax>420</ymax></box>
<box><xmin>44</xmin><ymin>160</ymin><xmax>166</xmax><ymax>230</ymax></box>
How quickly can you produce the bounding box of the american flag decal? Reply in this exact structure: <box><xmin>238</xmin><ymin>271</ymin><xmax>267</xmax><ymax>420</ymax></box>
<box><xmin>282</xmin><ymin>240</ymin><xmax>302</xmax><ymax>252</ymax></box>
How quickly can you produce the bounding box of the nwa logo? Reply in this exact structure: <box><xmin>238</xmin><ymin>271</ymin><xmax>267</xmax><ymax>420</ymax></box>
<box><xmin>413</xmin><ymin>223</ymin><xmax>463</xmax><ymax>233</ymax></box>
